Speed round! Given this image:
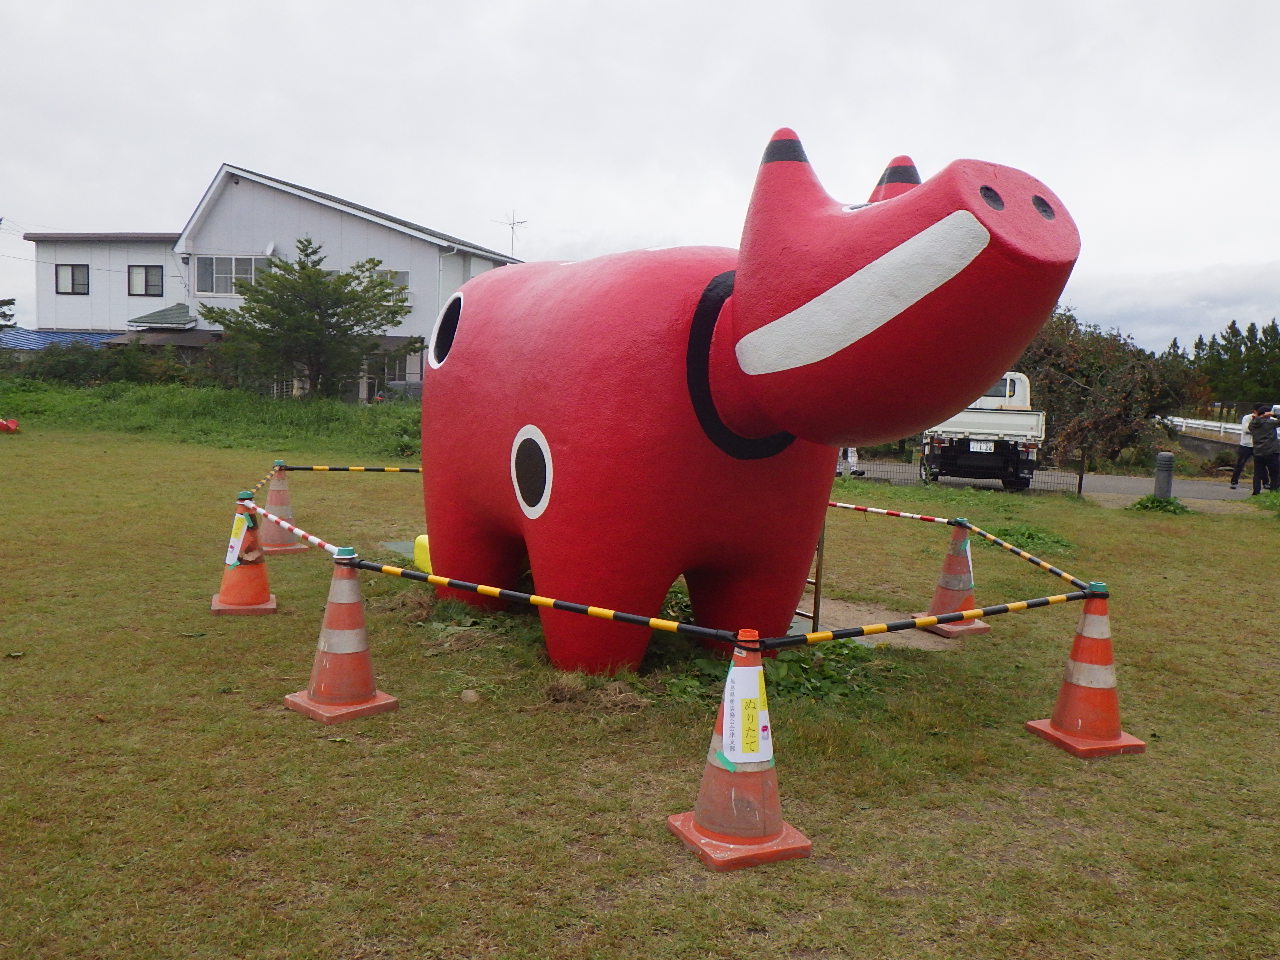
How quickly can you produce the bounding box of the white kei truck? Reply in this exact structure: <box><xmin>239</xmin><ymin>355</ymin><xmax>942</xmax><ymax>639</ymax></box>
<box><xmin>918</xmin><ymin>372</ymin><xmax>1045</xmax><ymax>491</ymax></box>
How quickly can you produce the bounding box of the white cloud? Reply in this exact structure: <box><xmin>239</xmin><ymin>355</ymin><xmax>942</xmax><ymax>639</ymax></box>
<box><xmin>1064</xmin><ymin>263</ymin><xmax>1280</xmax><ymax>352</ymax></box>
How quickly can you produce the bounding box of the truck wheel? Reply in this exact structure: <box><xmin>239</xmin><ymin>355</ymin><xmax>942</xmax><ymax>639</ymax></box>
<box><xmin>1001</xmin><ymin>477</ymin><xmax>1031</xmax><ymax>491</ymax></box>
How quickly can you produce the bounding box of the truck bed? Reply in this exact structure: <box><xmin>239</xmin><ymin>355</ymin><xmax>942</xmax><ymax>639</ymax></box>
<box><xmin>924</xmin><ymin>408</ymin><xmax>1045</xmax><ymax>440</ymax></box>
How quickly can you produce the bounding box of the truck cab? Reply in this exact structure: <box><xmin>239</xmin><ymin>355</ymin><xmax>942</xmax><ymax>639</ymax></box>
<box><xmin>969</xmin><ymin>372</ymin><xmax>1032</xmax><ymax>411</ymax></box>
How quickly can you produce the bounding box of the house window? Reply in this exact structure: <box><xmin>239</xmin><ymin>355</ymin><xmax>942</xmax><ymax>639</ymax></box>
<box><xmin>194</xmin><ymin>255</ymin><xmax>270</xmax><ymax>295</ymax></box>
<box><xmin>376</xmin><ymin>269</ymin><xmax>410</xmax><ymax>306</ymax></box>
<box><xmin>128</xmin><ymin>265</ymin><xmax>164</xmax><ymax>297</ymax></box>
<box><xmin>55</xmin><ymin>264</ymin><xmax>90</xmax><ymax>295</ymax></box>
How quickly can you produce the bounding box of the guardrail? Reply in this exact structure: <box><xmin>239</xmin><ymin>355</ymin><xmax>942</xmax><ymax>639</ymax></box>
<box><xmin>1166</xmin><ymin>416</ymin><xmax>1242</xmax><ymax>439</ymax></box>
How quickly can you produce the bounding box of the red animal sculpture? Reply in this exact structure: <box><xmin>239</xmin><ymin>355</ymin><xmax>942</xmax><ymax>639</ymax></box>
<box><xmin>421</xmin><ymin>129</ymin><xmax>1079</xmax><ymax>674</ymax></box>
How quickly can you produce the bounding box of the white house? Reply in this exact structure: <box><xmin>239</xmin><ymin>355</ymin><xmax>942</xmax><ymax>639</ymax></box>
<box><xmin>23</xmin><ymin>164</ymin><xmax>518</xmax><ymax>388</ymax></box>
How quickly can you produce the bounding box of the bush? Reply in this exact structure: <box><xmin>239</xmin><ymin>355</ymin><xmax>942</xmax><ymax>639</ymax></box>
<box><xmin>0</xmin><ymin>379</ymin><xmax>422</xmax><ymax>459</ymax></box>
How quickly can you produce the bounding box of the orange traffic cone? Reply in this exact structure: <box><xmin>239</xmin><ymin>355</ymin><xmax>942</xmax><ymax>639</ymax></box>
<box><xmin>1025</xmin><ymin>583</ymin><xmax>1145</xmax><ymax>758</ymax></box>
<box><xmin>667</xmin><ymin>631</ymin><xmax>811</xmax><ymax>871</ymax></box>
<box><xmin>261</xmin><ymin>461</ymin><xmax>308</xmax><ymax>554</ymax></box>
<box><xmin>913</xmin><ymin>522</ymin><xmax>990</xmax><ymax>638</ymax></box>
<box><xmin>211</xmin><ymin>494</ymin><xmax>277</xmax><ymax>615</ymax></box>
<box><xmin>284</xmin><ymin>549</ymin><xmax>398</xmax><ymax>723</ymax></box>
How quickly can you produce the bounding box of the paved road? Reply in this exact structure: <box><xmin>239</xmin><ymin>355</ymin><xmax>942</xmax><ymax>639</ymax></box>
<box><xmin>853</xmin><ymin>461</ymin><xmax>1252</xmax><ymax>503</ymax></box>
<box><xmin>1079</xmin><ymin>472</ymin><xmax>1252</xmax><ymax>502</ymax></box>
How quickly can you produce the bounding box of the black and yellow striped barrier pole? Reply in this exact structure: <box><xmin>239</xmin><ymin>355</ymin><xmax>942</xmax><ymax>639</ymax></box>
<box><xmin>827</xmin><ymin>501</ymin><xmax>1090</xmax><ymax>591</ymax></box>
<box><xmin>282</xmin><ymin>465</ymin><xmax>422</xmax><ymax>473</ymax></box>
<box><xmin>953</xmin><ymin>518</ymin><xmax>1089</xmax><ymax>591</ymax></box>
<box><xmin>246</xmin><ymin>467</ymin><xmax>278</xmax><ymax>500</ymax></box>
<box><xmin>337</xmin><ymin>556</ymin><xmax>742</xmax><ymax>647</ymax></box>
<box><xmin>759</xmin><ymin>585</ymin><xmax>1106</xmax><ymax>651</ymax></box>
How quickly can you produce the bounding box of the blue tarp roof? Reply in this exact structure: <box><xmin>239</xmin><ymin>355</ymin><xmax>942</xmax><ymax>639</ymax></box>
<box><xmin>0</xmin><ymin>328</ymin><xmax>123</xmax><ymax>350</ymax></box>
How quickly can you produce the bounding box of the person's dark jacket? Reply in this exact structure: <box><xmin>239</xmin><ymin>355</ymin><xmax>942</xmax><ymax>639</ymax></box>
<box><xmin>1249</xmin><ymin>413</ymin><xmax>1280</xmax><ymax>457</ymax></box>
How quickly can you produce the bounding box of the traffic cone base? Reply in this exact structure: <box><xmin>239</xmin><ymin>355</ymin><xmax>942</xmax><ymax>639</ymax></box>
<box><xmin>666</xmin><ymin>811</ymin><xmax>811</xmax><ymax>871</ymax></box>
<box><xmin>910</xmin><ymin>611</ymin><xmax>990</xmax><ymax>639</ymax></box>
<box><xmin>1024</xmin><ymin>718</ymin><xmax>1145</xmax><ymax>759</ymax></box>
<box><xmin>284</xmin><ymin>688</ymin><xmax>398</xmax><ymax>724</ymax></box>
<box><xmin>211</xmin><ymin>592</ymin><xmax>277</xmax><ymax>615</ymax></box>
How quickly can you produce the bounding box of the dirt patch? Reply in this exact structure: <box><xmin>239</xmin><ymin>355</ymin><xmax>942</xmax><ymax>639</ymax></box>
<box><xmin>799</xmin><ymin>589</ymin><xmax>959</xmax><ymax>651</ymax></box>
<box><xmin>528</xmin><ymin>675</ymin><xmax>651</xmax><ymax>713</ymax></box>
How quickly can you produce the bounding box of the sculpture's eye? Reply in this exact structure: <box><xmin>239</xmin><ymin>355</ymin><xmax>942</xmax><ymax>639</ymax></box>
<box><xmin>429</xmin><ymin>295</ymin><xmax>462</xmax><ymax>367</ymax></box>
<box><xmin>1031</xmin><ymin>195</ymin><xmax>1056</xmax><ymax>220</ymax></box>
<box><xmin>980</xmin><ymin>186</ymin><xmax>1004</xmax><ymax>211</ymax></box>
<box><xmin>511</xmin><ymin>425</ymin><xmax>553</xmax><ymax>519</ymax></box>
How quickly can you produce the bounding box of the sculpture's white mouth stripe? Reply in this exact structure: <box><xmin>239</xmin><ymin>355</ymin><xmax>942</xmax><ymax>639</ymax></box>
<box><xmin>734</xmin><ymin>210</ymin><xmax>991</xmax><ymax>376</ymax></box>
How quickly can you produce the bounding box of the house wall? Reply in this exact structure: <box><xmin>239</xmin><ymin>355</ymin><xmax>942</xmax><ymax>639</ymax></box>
<box><xmin>31</xmin><ymin>239</ymin><xmax>185</xmax><ymax>331</ymax></box>
<box><xmin>29</xmin><ymin>169</ymin><xmax>513</xmax><ymax>347</ymax></box>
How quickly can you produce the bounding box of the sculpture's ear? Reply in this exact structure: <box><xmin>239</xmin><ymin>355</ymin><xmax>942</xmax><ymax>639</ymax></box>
<box><xmin>740</xmin><ymin>129</ymin><xmax>835</xmax><ymax>249</ymax></box>
<box><xmin>867</xmin><ymin>155</ymin><xmax>921</xmax><ymax>203</ymax></box>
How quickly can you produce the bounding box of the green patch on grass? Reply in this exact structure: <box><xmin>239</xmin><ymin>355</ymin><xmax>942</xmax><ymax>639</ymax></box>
<box><xmin>1248</xmin><ymin>488</ymin><xmax>1280</xmax><ymax>516</ymax></box>
<box><xmin>1126</xmin><ymin>494</ymin><xmax>1192</xmax><ymax>515</ymax></box>
<box><xmin>973</xmin><ymin>522</ymin><xmax>1076</xmax><ymax>555</ymax></box>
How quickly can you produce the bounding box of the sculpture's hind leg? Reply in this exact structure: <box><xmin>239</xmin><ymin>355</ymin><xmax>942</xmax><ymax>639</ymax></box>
<box><xmin>684</xmin><ymin>557</ymin><xmax>811</xmax><ymax>657</ymax></box>
<box><xmin>524</xmin><ymin>539</ymin><xmax>682</xmax><ymax>675</ymax></box>
<box><xmin>425</xmin><ymin>507</ymin><xmax>528</xmax><ymax>611</ymax></box>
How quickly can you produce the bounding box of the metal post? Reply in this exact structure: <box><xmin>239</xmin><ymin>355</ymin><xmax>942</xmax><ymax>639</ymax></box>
<box><xmin>811</xmin><ymin>526</ymin><xmax>826</xmax><ymax>632</ymax></box>
<box><xmin>1154</xmin><ymin>451</ymin><xmax>1175</xmax><ymax>499</ymax></box>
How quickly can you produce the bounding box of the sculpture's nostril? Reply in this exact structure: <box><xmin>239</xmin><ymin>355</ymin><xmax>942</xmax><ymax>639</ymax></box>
<box><xmin>980</xmin><ymin>186</ymin><xmax>1004</xmax><ymax>210</ymax></box>
<box><xmin>1032</xmin><ymin>195</ymin><xmax>1056</xmax><ymax>220</ymax></box>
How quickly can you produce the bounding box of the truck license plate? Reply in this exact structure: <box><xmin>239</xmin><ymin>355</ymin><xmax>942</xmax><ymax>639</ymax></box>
<box><xmin>970</xmin><ymin>440</ymin><xmax>995</xmax><ymax>453</ymax></box>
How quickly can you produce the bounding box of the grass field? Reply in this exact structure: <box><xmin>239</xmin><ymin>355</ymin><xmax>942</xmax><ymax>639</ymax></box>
<box><xmin>2</xmin><ymin>426</ymin><xmax>1278</xmax><ymax>959</ymax></box>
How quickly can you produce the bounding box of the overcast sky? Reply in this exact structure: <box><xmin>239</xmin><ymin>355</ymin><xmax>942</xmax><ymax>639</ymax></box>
<box><xmin>2</xmin><ymin>0</ymin><xmax>1275</xmax><ymax>352</ymax></box>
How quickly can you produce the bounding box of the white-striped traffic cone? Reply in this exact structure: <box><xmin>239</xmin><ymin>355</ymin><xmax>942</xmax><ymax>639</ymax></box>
<box><xmin>913</xmin><ymin>522</ymin><xmax>990</xmax><ymax>638</ymax></box>
<box><xmin>667</xmin><ymin>630</ymin><xmax>811</xmax><ymax>871</ymax></box>
<box><xmin>261</xmin><ymin>461</ymin><xmax>308</xmax><ymax>554</ymax></box>
<box><xmin>1026</xmin><ymin>583</ymin><xmax>1144</xmax><ymax>758</ymax></box>
<box><xmin>284</xmin><ymin>549</ymin><xmax>398</xmax><ymax>723</ymax></box>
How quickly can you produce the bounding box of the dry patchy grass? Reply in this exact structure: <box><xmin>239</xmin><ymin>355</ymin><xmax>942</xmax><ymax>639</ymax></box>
<box><xmin>2</xmin><ymin>432</ymin><xmax>1278</xmax><ymax>959</ymax></box>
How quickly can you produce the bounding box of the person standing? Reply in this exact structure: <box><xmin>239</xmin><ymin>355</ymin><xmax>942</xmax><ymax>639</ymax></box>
<box><xmin>1230</xmin><ymin>406</ymin><xmax>1256</xmax><ymax>489</ymax></box>
<box><xmin>1247</xmin><ymin>404</ymin><xmax>1280</xmax><ymax>495</ymax></box>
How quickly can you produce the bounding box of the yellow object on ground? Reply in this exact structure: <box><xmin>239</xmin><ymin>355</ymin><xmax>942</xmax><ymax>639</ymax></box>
<box><xmin>413</xmin><ymin>534</ymin><xmax>432</xmax><ymax>574</ymax></box>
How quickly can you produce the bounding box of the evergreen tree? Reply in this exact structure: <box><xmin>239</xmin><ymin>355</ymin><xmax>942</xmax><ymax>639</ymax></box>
<box><xmin>200</xmin><ymin>238</ymin><xmax>416</xmax><ymax>397</ymax></box>
<box><xmin>1187</xmin><ymin>317</ymin><xmax>1280</xmax><ymax>413</ymax></box>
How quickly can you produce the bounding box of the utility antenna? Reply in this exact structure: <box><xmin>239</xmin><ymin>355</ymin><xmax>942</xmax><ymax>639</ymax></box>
<box><xmin>494</xmin><ymin>210</ymin><xmax>527</xmax><ymax>257</ymax></box>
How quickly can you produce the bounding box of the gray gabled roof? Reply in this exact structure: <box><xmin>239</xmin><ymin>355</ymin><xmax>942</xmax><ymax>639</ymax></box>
<box><xmin>22</xmin><ymin>232</ymin><xmax>181</xmax><ymax>243</ymax></box>
<box><xmin>177</xmin><ymin>164</ymin><xmax>520</xmax><ymax>265</ymax></box>
<box><xmin>127</xmin><ymin>302</ymin><xmax>197</xmax><ymax>329</ymax></box>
